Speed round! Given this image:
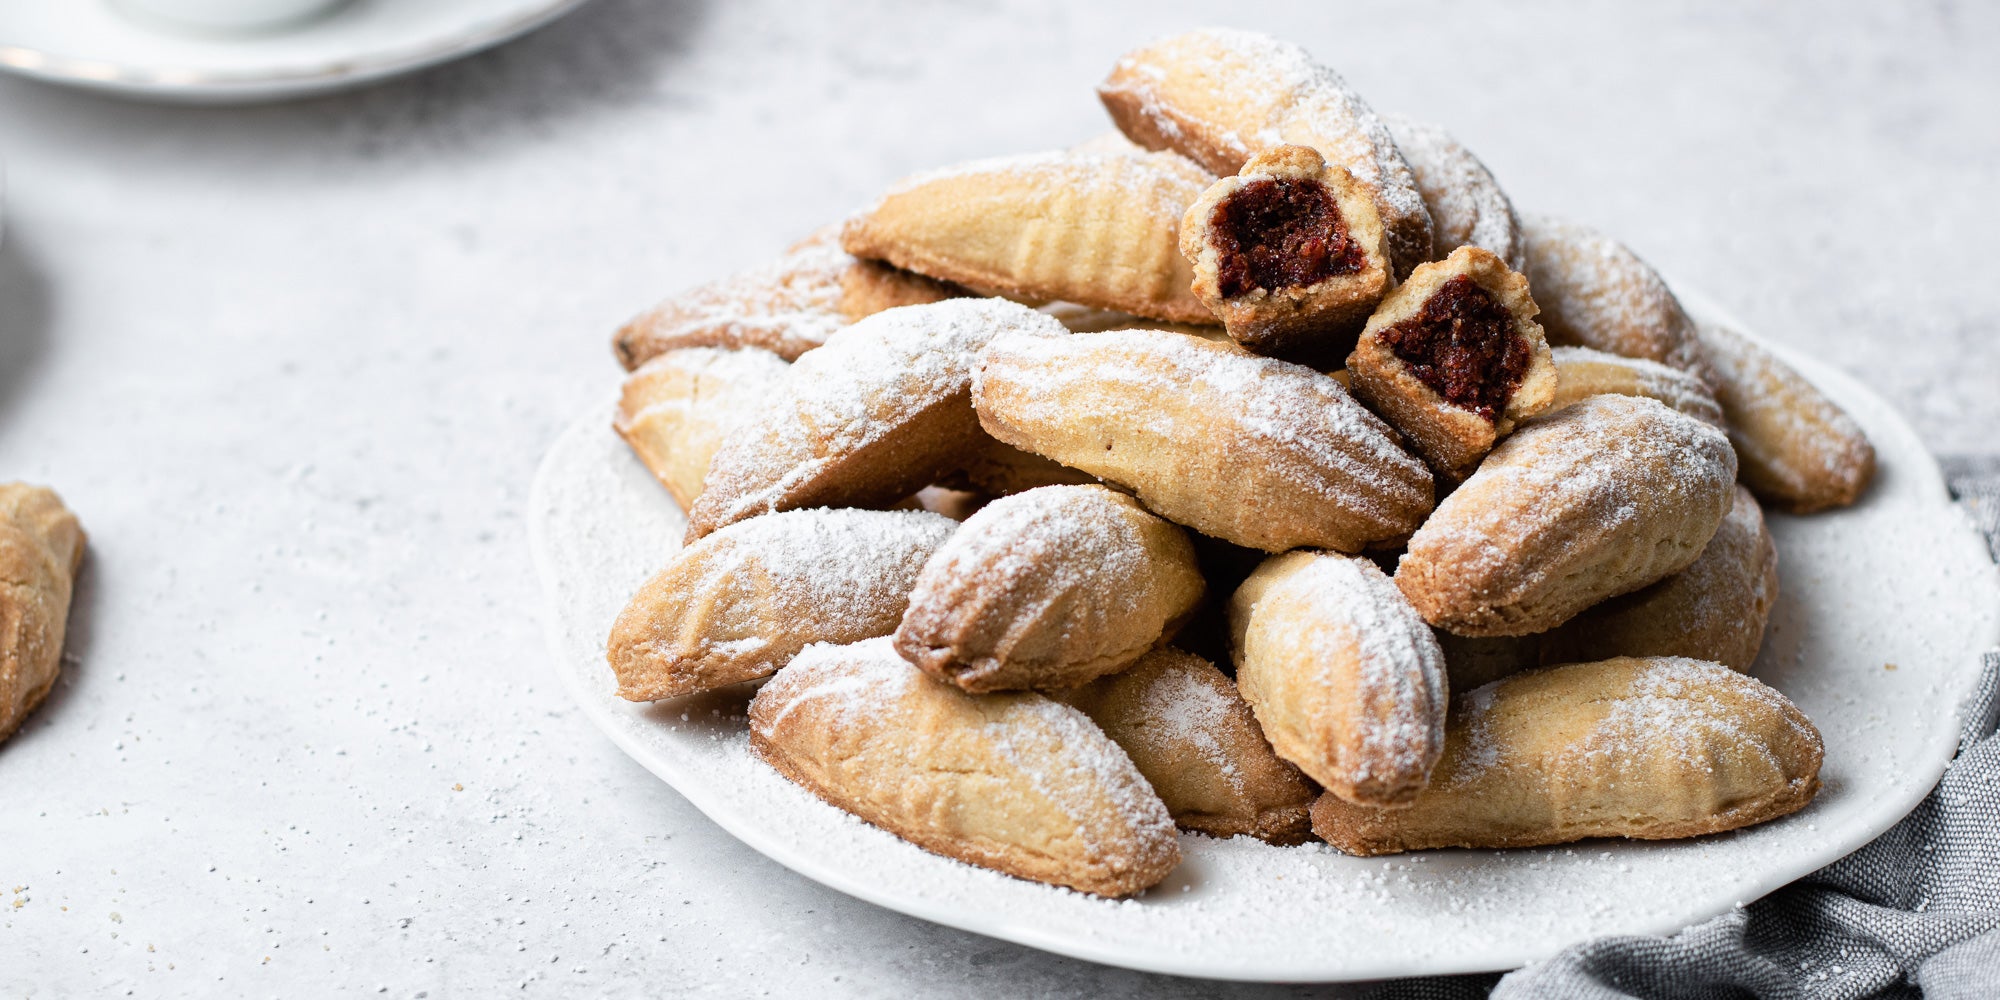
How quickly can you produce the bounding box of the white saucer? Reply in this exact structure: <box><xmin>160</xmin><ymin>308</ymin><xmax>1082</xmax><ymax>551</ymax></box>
<box><xmin>0</xmin><ymin>0</ymin><xmax>592</xmax><ymax>103</ymax></box>
<box><xmin>529</xmin><ymin>306</ymin><xmax>2000</xmax><ymax>981</ymax></box>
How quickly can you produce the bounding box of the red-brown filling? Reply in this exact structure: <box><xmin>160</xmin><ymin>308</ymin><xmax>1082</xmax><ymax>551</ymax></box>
<box><xmin>1376</xmin><ymin>275</ymin><xmax>1529</xmax><ymax>421</ymax></box>
<box><xmin>1210</xmin><ymin>178</ymin><xmax>1364</xmax><ymax>298</ymax></box>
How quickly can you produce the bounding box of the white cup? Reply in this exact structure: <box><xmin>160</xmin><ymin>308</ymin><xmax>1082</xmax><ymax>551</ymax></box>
<box><xmin>116</xmin><ymin>0</ymin><xmax>352</xmax><ymax>33</ymax></box>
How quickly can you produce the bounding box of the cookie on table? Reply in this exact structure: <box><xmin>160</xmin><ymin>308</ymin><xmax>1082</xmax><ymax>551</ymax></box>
<box><xmin>895</xmin><ymin>485</ymin><xmax>1203</xmax><ymax>693</ymax></box>
<box><xmin>1382</xmin><ymin>114</ymin><xmax>1524</xmax><ymax>270</ymax></box>
<box><xmin>1</xmin><ymin>484</ymin><xmax>86</xmax><ymax>743</ymax></box>
<box><xmin>608</xmin><ymin>508</ymin><xmax>956</xmax><ymax>702</ymax></box>
<box><xmin>1694</xmin><ymin>320</ymin><xmax>1875</xmax><ymax>513</ymax></box>
<box><xmin>613</xmin><ymin>346</ymin><xmax>790</xmax><ymax>510</ymax></box>
<box><xmin>686</xmin><ymin>298</ymin><xmax>1066</xmax><ymax>541</ymax></box>
<box><xmin>1311</xmin><ymin>657</ymin><xmax>1823</xmax><ymax>854</ymax></box>
<box><xmin>613</xmin><ymin>227</ymin><xmax>960</xmax><ymax>369</ymax></box>
<box><xmin>749</xmin><ymin>637</ymin><xmax>1180</xmax><ymax>897</ymax></box>
<box><xmin>974</xmin><ymin>328</ymin><xmax>1435</xmax><ymax>554</ymax></box>
<box><xmin>841</xmin><ymin>149</ymin><xmax>1216</xmax><ymax>325</ymax></box>
<box><xmin>1228</xmin><ymin>551</ymin><xmax>1448</xmax><ymax>807</ymax></box>
<box><xmin>1346</xmin><ymin>245</ymin><xmax>1557</xmax><ymax>479</ymax></box>
<box><xmin>1099</xmin><ymin>28</ymin><xmax>1434</xmax><ymax>278</ymax></box>
<box><xmin>1060</xmin><ymin>646</ymin><xmax>1317</xmax><ymax>845</ymax></box>
<box><xmin>1395</xmin><ymin>393</ymin><xmax>1737</xmax><ymax>637</ymax></box>
<box><xmin>1179</xmin><ymin>144</ymin><xmax>1394</xmax><ymax>364</ymax></box>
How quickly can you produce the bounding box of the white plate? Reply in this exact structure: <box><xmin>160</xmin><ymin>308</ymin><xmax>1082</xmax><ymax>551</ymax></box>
<box><xmin>528</xmin><ymin>313</ymin><xmax>2000</xmax><ymax>982</ymax></box>
<box><xmin>0</xmin><ymin>0</ymin><xmax>590</xmax><ymax>103</ymax></box>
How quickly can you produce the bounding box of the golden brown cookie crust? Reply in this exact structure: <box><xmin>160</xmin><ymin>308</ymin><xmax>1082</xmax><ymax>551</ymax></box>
<box><xmin>1546</xmin><ymin>345</ymin><xmax>1724</xmax><ymax>427</ymax></box>
<box><xmin>1346</xmin><ymin>246</ymin><xmax>1557</xmax><ymax>479</ymax></box>
<box><xmin>895</xmin><ymin>485</ymin><xmax>1205</xmax><ymax>693</ymax></box>
<box><xmin>1540</xmin><ymin>485</ymin><xmax>1778</xmax><ymax>671</ymax></box>
<box><xmin>749</xmin><ymin>637</ymin><xmax>1180</xmax><ymax>897</ymax></box>
<box><xmin>1228</xmin><ymin>551</ymin><xmax>1448</xmax><ymax>807</ymax></box>
<box><xmin>1311</xmin><ymin>657</ymin><xmax>1823</xmax><ymax>854</ymax></box>
<box><xmin>1098</xmin><ymin>28</ymin><xmax>1434</xmax><ymax>278</ymax></box>
<box><xmin>613</xmin><ymin>346</ymin><xmax>790</xmax><ymax>510</ymax></box>
<box><xmin>1</xmin><ymin>484</ymin><xmax>85</xmax><ymax>743</ymax></box>
<box><xmin>842</xmin><ymin>150</ymin><xmax>1216</xmax><ymax>325</ymax></box>
<box><xmin>608</xmin><ymin>508</ymin><xmax>957</xmax><ymax>701</ymax></box>
<box><xmin>1179</xmin><ymin>145</ymin><xmax>1394</xmax><ymax>364</ymax></box>
<box><xmin>1395</xmin><ymin>394</ymin><xmax>1738</xmax><ymax>636</ymax></box>
<box><xmin>685</xmin><ymin>298</ymin><xmax>1066</xmax><ymax>541</ymax></box>
<box><xmin>1060</xmin><ymin>647</ymin><xmax>1317</xmax><ymax>844</ymax></box>
<box><xmin>973</xmin><ymin>328</ymin><xmax>1435</xmax><ymax>553</ymax></box>
<box><xmin>1695</xmin><ymin>320</ymin><xmax>1875</xmax><ymax>513</ymax></box>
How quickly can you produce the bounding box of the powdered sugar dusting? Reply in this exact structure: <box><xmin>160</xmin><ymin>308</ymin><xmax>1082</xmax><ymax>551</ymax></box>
<box><xmin>1288</xmin><ymin>555</ymin><xmax>1448</xmax><ymax>786</ymax></box>
<box><xmin>1383</xmin><ymin>115</ymin><xmax>1524</xmax><ymax>269</ymax></box>
<box><xmin>975</xmin><ymin>329</ymin><xmax>1431</xmax><ymax>539</ymax></box>
<box><xmin>700</xmin><ymin>298</ymin><xmax>1067</xmax><ymax>525</ymax></box>
<box><xmin>1103</xmin><ymin>29</ymin><xmax>1429</xmax><ymax>267</ymax></box>
<box><xmin>617</xmin><ymin>238</ymin><xmax>852</xmax><ymax>364</ymax></box>
<box><xmin>1549</xmin><ymin>345</ymin><xmax>1725</xmax><ymax>427</ymax></box>
<box><xmin>1572</xmin><ymin>658</ymin><xmax>1797</xmax><ymax>773</ymax></box>
<box><xmin>1138</xmin><ymin>662</ymin><xmax>1245</xmax><ymax>790</ymax></box>
<box><xmin>913</xmin><ymin>486</ymin><xmax>1163</xmax><ymax>655</ymax></box>
<box><xmin>1405</xmin><ymin>394</ymin><xmax>1736</xmax><ymax>609</ymax></box>
<box><xmin>755</xmin><ymin>636</ymin><xmax>1174</xmax><ymax>856</ymax></box>
<box><xmin>1443</xmin><ymin>658</ymin><xmax>1814</xmax><ymax>792</ymax></box>
<box><xmin>756</xmin><ymin>636</ymin><xmax>920</xmax><ymax>732</ymax></box>
<box><xmin>655</xmin><ymin>507</ymin><xmax>957</xmax><ymax>676</ymax></box>
<box><xmin>1696</xmin><ymin>320</ymin><xmax>1875</xmax><ymax>506</ymax></box>
<box><xmin>1520</xmin><ymin>214</ymin><xmax>1709</xmax><ymax>380</ymax></box>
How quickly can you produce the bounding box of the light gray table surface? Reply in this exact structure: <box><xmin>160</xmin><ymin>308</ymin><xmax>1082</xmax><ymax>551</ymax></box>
<box><xmin>2</xmin><ymin>2</ymin><xmax>1995</xmax><ymax>996</ymax></box>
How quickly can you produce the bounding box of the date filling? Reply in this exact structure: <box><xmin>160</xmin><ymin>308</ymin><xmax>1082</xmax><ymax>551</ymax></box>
<box><xmin>1211</xmin><ymin>178</ymin><xmax>1364</xmax><ymax>298</ymax></box>
<box><xmin>1377</xmin><ymin>275</ymin><xmax>1530</xmax><ymax>421</ymax></box>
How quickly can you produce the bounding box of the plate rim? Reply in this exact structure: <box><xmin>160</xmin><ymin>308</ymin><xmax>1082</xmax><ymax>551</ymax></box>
<box><xmin>528</xmin><ymin>306</ymin><xmax>2000</xmax><ymax>982</ymax></box>
<box><xmin>0</xmin><ymin>0</ymin><xmax>593</xmax><ymax>103</ymax></box>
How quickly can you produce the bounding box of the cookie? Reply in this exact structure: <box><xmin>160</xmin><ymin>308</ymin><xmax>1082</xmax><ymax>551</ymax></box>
<box><xmin>1519</xmin><ymin>214</ymin><xmax>1709</xmax><ymax>383</ymax></box>
<box><xmin>947</xmin><ymin>436</ymin><xmax>1100</xmax><ymax>498</ymax></box>
<box><xmin>1311</xmin><ymin>657</ymin><xmax>1823</xmax><ymax>854</ymax></box>
<box><xmin>974</xmin><ymin>328</ymin><xmax>1434</xmax><ymax>553</ymax></box>
<box><xmin>1060</xmin><ymin>647</ymin><xmax>1317</xmax><ymax>844</ymax></box>
<box><xmin>1382</xmin><ymin>115</ymin><xmax>1524</xmax><ymax>269</ymax></box>
<box><xmin>1346</xmin><ymin>246</ymin><xmax>1558</xmax><ymax>479</ymax></box>
<box><xmin>1</xmin><ymin>484</ymin><xmax>86</xmax><ymax>743</ymax></box>
<box><xmin>1179</xmin><ymin>145</ymin><xmax>1394</xmax><ymax>364</ymax></box>
<box><xmin>895</xmin><ymin>485</ymin><xmax>1203</xmax><ymax>692</ymax></box>
<box><xmin>1395</xmin><ymin>393</ymin><xmax>1738</xmax><ymax>636</ymax></box>
<box><xmin>842</xmin><ymin>150</ymin><xmax>1216</xmax><ymax>325</ymax></box>
<box><xmin>1694</xmin><ymin>320</ymin><xmax>1875</xmax><ymax>513</ymax></box>
<box><xmin>749</xmin><ymin>637</ymin><xmax>1180</xmax><ymax>897</ymax></box>
<box><xmin>613</xmin><ymin>227</ymin><xmax>960</xmax><ymax>369</ymax></box>
<box><xmin>1099</xmin><ymin>28</ymin><xmax>1434</xmax><ymax>278</ymax></box>
<box><xmin>1228</xmin><ymin>551</ymin><xmax>1448</xmax><ymax>807</ymax></box>
<box><xmin>609</xmin><ymin>507</ymin><xmax>956</xmax><ymax>701</ymax></box>
<box><xmin>686</xmin><ymin>298</ymin><xmax>1066</xmax><ymax>541</ymax></box>
<box><xmin>1540</xmin><ymin>485</ymin><xmax>1778</xmax><ymax>672</ymax></box>
<box><xmin>613</xmin><ymin>346</ymin><xmax>790</xmax><ymax>510</ymax></box>
<box><xmin>1545</xmin><ymin>344</ymin><xmax>1724</xmax><ymax>427</ymax></box>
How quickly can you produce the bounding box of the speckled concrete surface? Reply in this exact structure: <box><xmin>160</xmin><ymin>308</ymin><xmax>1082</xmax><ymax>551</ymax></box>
<box><xmin>0</xmin><ymin>2</ymin><xmax>1993</xmax><ymax>996</ymax></box>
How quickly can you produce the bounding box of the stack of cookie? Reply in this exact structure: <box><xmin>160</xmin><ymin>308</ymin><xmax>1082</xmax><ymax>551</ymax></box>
<box><xmin>602</xmin><ymin>28</ymin><xmax>1871</xmax><ymax>898</ymax></box>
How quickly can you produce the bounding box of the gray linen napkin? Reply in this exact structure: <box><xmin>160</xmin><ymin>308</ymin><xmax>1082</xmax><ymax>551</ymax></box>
<box><xmin>1372</xmin><ymin>463</ymin><xmax>2000</xmax><ymax>1000</ymax></box>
